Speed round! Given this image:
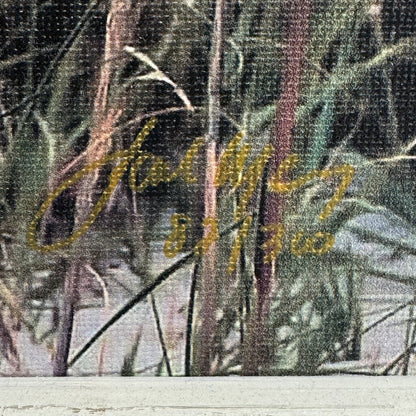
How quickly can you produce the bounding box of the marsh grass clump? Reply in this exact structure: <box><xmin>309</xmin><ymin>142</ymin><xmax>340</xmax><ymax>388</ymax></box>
<box><xmin>1</xmin><ymin>0</ymin><xmax>416</xmax><ymax>376</ymax></box>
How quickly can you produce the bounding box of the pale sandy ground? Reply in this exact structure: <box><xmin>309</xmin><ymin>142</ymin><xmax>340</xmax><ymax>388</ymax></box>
<box><xmin>2</xmin><ymin>210</ymin><xmax>416</xmax><ymax>376</ymax></box>
<box><xmin>2</xmin><ymin>266</ymin><xmax>414</xmax><ymax>376</ymax></box>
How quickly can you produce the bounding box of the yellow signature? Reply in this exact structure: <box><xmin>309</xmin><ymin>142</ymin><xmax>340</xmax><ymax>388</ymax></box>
<box><xmin>27</xmin><ymin>117</ymin><xmax>355</xmax><ymax>269</ymax></box>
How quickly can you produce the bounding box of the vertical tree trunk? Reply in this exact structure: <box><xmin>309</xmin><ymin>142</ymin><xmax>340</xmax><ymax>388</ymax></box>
<box><xmin>192</xmin><ymin>0</ymin><xmax>227</xmax><ymax>376</ymax></box>
<box><xmin>242</xmin><ymin>0</ymin><xmax>312</xmax><ymax>375</ymax></box>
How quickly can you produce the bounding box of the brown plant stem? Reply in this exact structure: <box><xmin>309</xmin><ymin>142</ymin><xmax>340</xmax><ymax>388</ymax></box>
<box><xmin>53</xmin><ymin>0</ymin><xmax>136</xmax><ymax>376</ymax></box>
<box><xmin>185</xmin><ymin>261</ymin><xmax>200</xmax><ymax>376</ymax></box>
<box><xmin>192</xmin><ymin>0</ymin><xmax>228</xmax><ymax>376</ymax></box>
<box><xmin>53</xmin><ymin>263</ymin><xmax>79</xmax><ymax>376</ymax></box>
<box><xmin>243</xmin><ymin>0</ymin><xmax>312</xmax><ymax>375</ymax></box>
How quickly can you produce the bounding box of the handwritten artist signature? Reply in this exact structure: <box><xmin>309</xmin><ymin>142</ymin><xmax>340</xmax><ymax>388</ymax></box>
<box><xmin>27</xmin><ymin>118</ymin><xmax>355</xmax><ymax>272</ymax></box>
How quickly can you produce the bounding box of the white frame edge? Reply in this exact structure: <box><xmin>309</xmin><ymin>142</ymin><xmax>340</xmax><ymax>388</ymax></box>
<box><xmin>1</xmin><ymin>376</ymin><xmax>416</xmax><ymax>415</ymax></box>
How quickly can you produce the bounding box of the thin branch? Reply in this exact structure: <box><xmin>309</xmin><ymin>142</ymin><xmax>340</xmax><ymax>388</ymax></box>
<box><xmin>326</xmin><ymin>108</ymin><xmax>365</xmax><ymax>167</ymax></box>
<box><xmin>382</xmin><ymin>340</ymin><xmax>416</xmax><ymax>375</ymax></box>
<box><xmin>52</xmin><ymin>106</ymin><xmax>193</xmax><ymax>187</ymax></box>
<box><xmin>149</xmin><ymin>294</ymin><xmax>172</xmax><ymax>376</ymax></box>
<box><xmin>0</xmin><ymin>48</ymin><xmax>57</xmax><ymax>72</ymax></box>
<box><xmin>402</xmin><ymin>300</ymin><xmax>416</xmax><ymax>375</ymax></box>
<box><xmin>134</xmin><ymin>360</ymin><xmax>163</xmax><ymax>375</ymax></box>
<box><xmin>185</xmin><ymin>261</ymin><xmax>200</xmax><ymax>376</ymax></box>
<box><xmin>0</xmin><ymin>85</ymin><xmax>13</xmax><ymax>149</ymax></box>
<box><xmin>124</xmin><ymin>46</ymin><xmax>194</xmax><ymax>111</ymax></box>
<box><xmin>121</xmin><ymin>325</ymin><xmax>143</xmax><ymax>376</ymax></box>
<box><xmin>361</xmin><ymin>302</ymin><xmax>413</xmax><ymax>338</ymax></box>
<box><xmin>403</xmin><ymin>132</ymin><xmax>416</xmax><ymax>154</ymax></box>
<box><xmin>68</xmin><ymin>252</ymin><xmax>194</xmax><ymax>368</ymax></box>
<box><xmin>317</xmin><ymin>300</ymin><xmax>414</xmax><ymax>369</ymax></box>
<box><xmin>365</xmin><ymin>155</ymin><xmax>416</xmax><ymax>165</ymax></box>
<box><xmin>68</xmin><ymin>217</ymin><xmax>250</xmax><ymax>368</ymax></box>
<box><xmin>85</xmin><ymin>265</ymin><xmax>110</xmax><ymax>376</ymax></box>
<box><xmin>0</xmin><ymin>0</ymin><xmax>102</xmax><ymax>119</ymax></box>
<box><xmin>118</xmin><ymin>106</ymin><xmax>192</xmax><ymax>131</ymax></box>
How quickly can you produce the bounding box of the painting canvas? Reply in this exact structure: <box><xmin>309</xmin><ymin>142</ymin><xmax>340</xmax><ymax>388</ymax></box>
<box><xmin>1</xmin><ymin>0</ymin><xmax>416</xmax><ymax>378</ymax></box>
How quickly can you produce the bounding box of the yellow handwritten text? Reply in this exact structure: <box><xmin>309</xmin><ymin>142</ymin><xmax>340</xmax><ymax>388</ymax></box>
<box><xmin>27</xmin><ymin>118</ymin><xmax>157</xmax><ymax>252</ymax></box>
<box><xmin>194</xmin><ymin>217</ymin><xmax>219</xmax><ymax>256</ymax></box>
<box><xmin>290</xmin><ymin>231</ymin><xmax>335</xmax><ymax>257</ymax></box>
<box><xmin>27</xmin><ymin>119</ymin><xmax>203</xmax><ymax>253</ymax></box>
<box><xmin>261</xmin><ymin>223</ymin><xmax>285</xmax><ymax>264</ymax></box>
<box><xmin>28</xmin><ymin>119</ymin><xmax>353</xmax><ymax>263</ymax></box>
<box><xmin>214</xmin><ymin>132</ymin><xmax>273</xmax><ymax>220</ymax></box>
<box><xmin>164</xmin><ymin>213</ymin><xmax>192</xmax><ymax>258</ymax></box>
<box><xmin>268</xmin><ymin>154</ymin><xmax>355</xmax><ymax>221</ymax></box>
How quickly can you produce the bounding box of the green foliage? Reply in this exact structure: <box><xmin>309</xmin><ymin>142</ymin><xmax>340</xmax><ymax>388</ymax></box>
<box><xmin>1</xmin><ymin>0</ymin><xmax>416</xmax><ymax>375</ymax></box>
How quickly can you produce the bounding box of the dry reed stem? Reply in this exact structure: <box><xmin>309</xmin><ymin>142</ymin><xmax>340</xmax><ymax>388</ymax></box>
<box><xmin>243</xmin><ymin>0</ymin><xmax>312</xmax><ymax>375</ymax></box>
<box><xmin>53</xmin><ymin>0</ymin><xmax>138</xmax><ymax>376</ymax></box>
<box><xmin>192</xmin><ymin>0</ymin><xmax>227</xmax><ymax>375</ymax></box>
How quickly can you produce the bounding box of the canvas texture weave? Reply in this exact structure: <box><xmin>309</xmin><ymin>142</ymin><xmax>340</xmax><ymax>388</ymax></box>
<box><xmin>1</xmin><ymin>0</ymin><xmax>416</xmax><ymax>377</ymax></box>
